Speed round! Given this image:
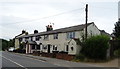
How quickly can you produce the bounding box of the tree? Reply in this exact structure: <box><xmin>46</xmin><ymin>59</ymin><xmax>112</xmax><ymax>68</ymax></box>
<box><xmin>113</xmin><ymin>18</ymin><xmax>120</xmax><ymax>39</ymax></box>
<box><xmin>1</xmin><ymin>39</ymin><xmax>8</xmax><ymax>51</ymax></box>
<box><xmin>8</xmin><ymin>39</ymin><xmax>14</xmax><ymax>48</ymax></box>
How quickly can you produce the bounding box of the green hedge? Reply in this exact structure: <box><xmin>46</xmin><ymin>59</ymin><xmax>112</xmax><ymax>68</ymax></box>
<box><xmin>81</xmin><ymin>35</ymin><xmax>110</xmax><ymax>60</ymax></box>
<box><xmin>74</xmin><ymin>54</ymin><xmax>85</xmax><ymax>61</ymax></box>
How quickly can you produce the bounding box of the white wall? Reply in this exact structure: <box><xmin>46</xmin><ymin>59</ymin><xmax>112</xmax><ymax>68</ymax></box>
<box><xmin>40</xmin><ymin>31</ymin><xmax>82</xmax><ymax>55</ymax></box>
<box><xmin>85</xmin><ymin>23</ymin><xmax>101</xmax><ymax>37</ymax></box>
<box><xmin>21</xmin><ymin>23</ymin><xmax>101</xmax><ymax>55</ymax></box>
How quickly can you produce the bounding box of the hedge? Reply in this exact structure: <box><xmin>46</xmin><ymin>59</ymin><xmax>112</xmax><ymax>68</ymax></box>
<box><xmin>81</xmin><ymin>35</ymin><xmax>110</xmax><ymax>60</ymax></box>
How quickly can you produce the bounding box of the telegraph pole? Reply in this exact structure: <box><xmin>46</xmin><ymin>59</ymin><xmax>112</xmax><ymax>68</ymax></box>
<box><xmin>85</xmin><ymin>4</ymin><xmax>88</xmax><ymax>40</ymax></box>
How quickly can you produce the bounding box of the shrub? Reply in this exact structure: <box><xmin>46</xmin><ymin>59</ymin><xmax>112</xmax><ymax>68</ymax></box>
<box><xmin>81</xmin><ymin>35</ymin><xmax>110</xmax><ymax>60</ymax></box>
<box><xmin>75</xmin><ymin>54</ymin><xmax>85</xmax><ymax>61</ymax></box>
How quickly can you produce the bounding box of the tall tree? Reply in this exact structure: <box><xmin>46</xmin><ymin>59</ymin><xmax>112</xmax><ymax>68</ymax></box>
<box><xmin>113</xmin><ymin>18</ymin><xmax>120</xmax><ymax>39</ymax></box>
<box><xmin>8</xmin><ymin>39</ymin><xmax>14</xmax><ymax>48</ymax></box>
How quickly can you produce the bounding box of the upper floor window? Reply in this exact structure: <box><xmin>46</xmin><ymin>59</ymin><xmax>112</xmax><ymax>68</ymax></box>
<box><xmin>44</xmin><ymin>35</ymin><xmax>49</xmax><ymax>40</ymax></box>
<box><xmin>67</xmin><ymin>32</ymin><xmax>75</xmax><ymax>39</ymax></box>
<box><xmin>36</xmin><ymin>35</ymin><xmax>40</xmax><ymax>41</ymax></box>
<box><xmin>30</xmin><ymin>37</ymin><xmax>33</xmax><ymax>41</ymax></box>
<box><xmin>53</xmin><ymin>34</ymin><xmax>58</xmax><ymax>39</ymax></box>
<box><xmin>25</xmin><ymin>37</ymin><xmax>29</xmax><ymax>41</ymax></box>
<box><xmin>19</xmin><ymin>38</ymin><xmax>22</xmax><ymax>42</ymax></box>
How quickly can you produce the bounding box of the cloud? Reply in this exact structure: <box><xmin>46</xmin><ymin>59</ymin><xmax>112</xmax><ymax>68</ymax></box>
<box><xmin>118</xmin><ymin>1</ymin><xmax>120</xmax><ymax>18</ymax></box>
<box><xmin>0</xmin><ymin>0</ymin><xmax>118</xmax><ymax>3</ymax></box>
<box><xmin>0</xmin><ymin>1</ymin><xmax>118</xmax><ymax>40</ymax></box>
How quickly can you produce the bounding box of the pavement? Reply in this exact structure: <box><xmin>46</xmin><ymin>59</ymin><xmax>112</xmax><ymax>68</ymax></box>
<box><xmin>11</xmin><ymin>52</ymin><xmax>119</xmax><ymax>67</ymax></box>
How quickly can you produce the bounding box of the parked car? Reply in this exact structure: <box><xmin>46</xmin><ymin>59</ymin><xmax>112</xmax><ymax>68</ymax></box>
<box><xmin>8</xmin><ymin>47</ymin><xmax>15</xmax><ymax>52</ymax></box>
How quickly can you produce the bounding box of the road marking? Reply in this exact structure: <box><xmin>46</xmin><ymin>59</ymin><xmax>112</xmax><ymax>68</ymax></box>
<box><xmin>2</xmin><ymin>56</ymin><xmax>27</xmax><ymax>69</ymax></box>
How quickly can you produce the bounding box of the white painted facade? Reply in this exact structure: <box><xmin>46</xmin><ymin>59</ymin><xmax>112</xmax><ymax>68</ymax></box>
<box><xmin>17</xmin><ymin>23</ymin><xmax>101</xmax><ymax>55</ymax></box>
<box><xmin>14</xmin><ymin>33</ymin><xmax>26</xmax><ymax>49</ymax></box>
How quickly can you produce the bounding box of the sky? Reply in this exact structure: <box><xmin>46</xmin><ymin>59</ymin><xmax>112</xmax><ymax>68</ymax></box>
<box><xmin>0</xmin><ymin>0</ymin><xmax>119</xmax><ymax>40</ymax></box>
<box><xmin>118</xmin><ymin>1</ymin><xmax>120</xmax><ymax>18</ymax></box>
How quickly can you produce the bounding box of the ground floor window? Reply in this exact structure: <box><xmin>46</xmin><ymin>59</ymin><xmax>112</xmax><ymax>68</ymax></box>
<box><xmin>53</xmin><ymin>45</ymin><xmax>57</xmax><ymax>51</ymax></box>
<box><xmin>43</xmin><ymin>45</ymin><xmax>47</xmax><ymax>49</ymax></box>
<box><xmin>32</xmin><ymin>45</ymin><xmax>35</xmax><ymax>49</ymax></box>
<box><xmin>37</xmin><ymin>45</ymin><xmax>40</xmax><ymax>50</ymax></box>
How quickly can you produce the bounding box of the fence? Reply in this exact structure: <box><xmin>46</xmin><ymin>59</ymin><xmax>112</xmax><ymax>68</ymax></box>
<box><xmin>109</xmin><ymin>40</ymin><xmax>120</xmax><ymax>57</ymax></box>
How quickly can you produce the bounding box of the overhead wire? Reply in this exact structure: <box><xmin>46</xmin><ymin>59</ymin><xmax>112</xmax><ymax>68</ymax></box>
<box><xmin>2</xmin><ymin>7</ymin><xmax>85</xmax><ymax>26</ymax></box>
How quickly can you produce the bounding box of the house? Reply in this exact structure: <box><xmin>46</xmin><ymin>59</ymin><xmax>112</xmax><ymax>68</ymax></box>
<box><xmin>14</xmin><ymin>30</ymin><xmax>28</xmax><ymax>50</ymax></box>
<box><xmin>15</xmin><ymin>22</ymin><xmax>101</xmax><ymax>55</ymax></box>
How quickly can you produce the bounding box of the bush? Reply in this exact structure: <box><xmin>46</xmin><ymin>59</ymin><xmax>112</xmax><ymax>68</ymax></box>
<box><xmin>114</xmin><ymin>49</ymin><xmax>120</xmax><ymax>58</ymax></box>
<box><xmin>74</xmin><ymin>54</ymin><xmax>85</xmax><ymax>61</ymax></box>
<box><xmin>81</xmin><ymin>35</ymin><xmax>110</xmax><ymax>60</ymax></box>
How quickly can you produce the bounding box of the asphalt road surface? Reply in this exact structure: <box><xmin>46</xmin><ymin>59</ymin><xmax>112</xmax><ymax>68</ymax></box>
<box><xmin>1</xmin><ymin>51</ymin><xmax>119</xmax><ymax>69</ymax></box>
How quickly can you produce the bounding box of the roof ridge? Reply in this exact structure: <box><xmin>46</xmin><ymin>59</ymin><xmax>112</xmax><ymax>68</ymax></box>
<box><xmin>19</xmin><ymin>22</ymin><xmax>94</xmax><ymax>38</ymax></box>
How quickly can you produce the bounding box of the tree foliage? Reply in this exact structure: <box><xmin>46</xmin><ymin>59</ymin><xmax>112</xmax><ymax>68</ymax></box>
<box><xmin>81</xmin><ymin>35</ymin><xmax>110</xmax><ymax>60</ymax></box>
<box><xmin>1</xmin><ymin>39</ymin><xmax>8</xmax><ymax>51</ymax></box>
<box><xmin>8</xmin><ymin>39</ymin><xmax>14</xmax><ymax>47</ymax></box>
<box><xmin>113</xmin><ymin>19</ymin><xmax>120</xmax><ymax>39</ymax></box>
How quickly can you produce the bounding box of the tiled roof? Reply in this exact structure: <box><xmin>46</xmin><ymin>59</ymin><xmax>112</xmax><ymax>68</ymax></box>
<box><xmin>19</xmin><ymin>22</ymin><xmax>93</xmax><ymax>38</ymax></box>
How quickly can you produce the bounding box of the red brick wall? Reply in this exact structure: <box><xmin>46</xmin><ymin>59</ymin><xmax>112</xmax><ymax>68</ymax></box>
<box><xmin>56</xmin><ymin>53</ymin><xmax>75</xmax><ymax>61</ymax></box>
<box><xmin>41</xmin><ymin>53</ymin><xmax>75</xmax><ymax>61</ymax></box>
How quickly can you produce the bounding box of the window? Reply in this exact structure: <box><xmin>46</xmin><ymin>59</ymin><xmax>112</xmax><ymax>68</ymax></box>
<box><xmin>25</xmin><ymin>37</ymin><xmax>29</xmax><ymax>41</ymax></box>
<box><xmin>32</xmin><ymin>45</ymin><xmax>35</xmax><ymax>49</ymax></box>
<box><xmin>67</xmin><ymin>32</ymin><xmax>75</xmax><ymax>39</ymax></box>
<box><xmin>53</xmin><ymin>45</ymin><xmax>57</xmax><ymax>51</ymax></box>
<box><xmin>43</xmin><ymin>45</ymin><xmax>47</xmax><ymax>49</ymax></box>
<box><xmin>44</xmin><ymin>35</ymin><xmax>49</xmax><ymax>40</ymax></box>
<box><xmin>53</xmin><ymin>34</ymin><xmax>58</xmax><ymax>39</ymax></box>
<box><xmin>37</xmin><ymin>45</ymin><xmax>40</xmax><ymax>49</ymax></box>
<box><xmin>71</xmin><ymin>47</ymin><xmax>74</xmax><ymax>51</ymax></box>
<box><xmin>90</xmin><ymin>30</ymin><xmax>93</xmax><ymax>36</ymax></box>
<box><xmin>36</xmin><ymin>36</ymin><xmax>40</xmax><ymax>41</ymax></box>
<box><xmin>30</xmin><ymin>37</ymin><xmax>33</xmax><ymax>41</ymax></box>
<box><xmin>19</xmin><ymin>38</ymin><xmax>22</xmax><ymax>42</ymax></box>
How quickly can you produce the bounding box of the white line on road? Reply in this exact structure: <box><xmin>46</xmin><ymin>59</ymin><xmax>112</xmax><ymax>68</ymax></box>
<box><xmin>1</xmin><ymin>55</ymin><xmax>27</xmax><ymax>69</ymax></box>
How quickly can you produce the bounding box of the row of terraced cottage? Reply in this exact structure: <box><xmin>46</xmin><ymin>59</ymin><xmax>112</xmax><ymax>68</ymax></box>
<box><xmin>14</xmin><ymin>22</ymin><xmax>109</xmax><ymax>59</ymax></box>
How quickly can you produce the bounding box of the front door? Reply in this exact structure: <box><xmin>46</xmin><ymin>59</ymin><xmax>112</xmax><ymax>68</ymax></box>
<box><xmin>48</xmin><ymin>44</ymin><xmax>51</xmax><ymax>53</ymax></box>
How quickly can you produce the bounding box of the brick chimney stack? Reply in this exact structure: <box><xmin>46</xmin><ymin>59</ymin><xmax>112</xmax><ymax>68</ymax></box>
<box><xmin>46</xmin><ymin>25</ymin><xmax>53</xmax><ymax>31</ymax></box>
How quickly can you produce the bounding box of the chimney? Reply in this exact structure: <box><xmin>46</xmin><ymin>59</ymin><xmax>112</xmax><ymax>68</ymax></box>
<box><xmin>46</xmin><ymin>25</ymin><xmax>53</xmax><ymax>31</ymax></box>
<box><xmin>22</xmin><ymin>30</ymin><xmax>26</xmax><ymax>34</ymax></box>
<box><xmin>34</xmin><ymin>30</ymin><xmax>38</xmax><ymax>34</ymax></box>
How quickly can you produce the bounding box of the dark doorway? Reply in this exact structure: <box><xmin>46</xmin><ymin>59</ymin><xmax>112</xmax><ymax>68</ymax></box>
<box><xmin>48</xmin><ymin>44</ymin><xmax>51</xmax><ymax>53</ymax></box>
<box><xmin>66</xmin><ymin>45</ymin><xmax>69</xmax><ymax>52</ymax></box>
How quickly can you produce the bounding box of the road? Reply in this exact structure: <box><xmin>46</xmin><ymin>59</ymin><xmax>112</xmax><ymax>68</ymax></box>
<box><xmin>1</xmin><ymin>51</ymin><xmax>119</xmax><ymax>69</ymax></box>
